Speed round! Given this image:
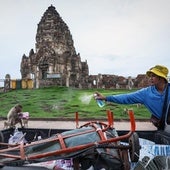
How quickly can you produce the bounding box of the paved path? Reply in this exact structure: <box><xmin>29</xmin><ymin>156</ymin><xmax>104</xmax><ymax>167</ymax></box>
<box><xmin>0</xmin><ymin>120</ymin><xmax>157</xmax><ymax>131</ymax></box>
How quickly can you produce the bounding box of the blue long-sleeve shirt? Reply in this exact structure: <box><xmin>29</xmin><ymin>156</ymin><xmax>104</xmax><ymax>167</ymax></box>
<box><xmin>105</xmin><ymin>84</ymin><xmax>170</xmax><ymax>119</ymax></box>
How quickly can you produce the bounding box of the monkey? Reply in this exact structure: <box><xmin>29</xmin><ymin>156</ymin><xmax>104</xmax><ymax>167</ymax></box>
<box><xmin>3</xmin><ymin>121</ymin><xmax>10</xmax><ymax>129</ymax></box>
<box><xmin>4</xmin><ymin>117</ymin><xmax>28</xmax><ymax>129</ymax></box>
<box><xmin>7</xmin><ymin>104</ymin><xmax>23</xmax><ymax>128</ymax></box>
<box><xmin>22</xmin><ymin>119</ymin><xmax>28</xmax><ymax>128</ymax></box>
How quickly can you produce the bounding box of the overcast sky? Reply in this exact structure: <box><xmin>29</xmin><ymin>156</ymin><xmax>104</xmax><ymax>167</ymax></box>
<box><xmin>0</xmin><ymin>0</ymin><xmax>170</xmax><ymax>82</ymax></box>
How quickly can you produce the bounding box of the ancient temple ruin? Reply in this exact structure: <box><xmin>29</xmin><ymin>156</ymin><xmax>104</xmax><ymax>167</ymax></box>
<box><xmin>19</xmin><ymin>5</ymin><xmax>151</xmax><ymax>90</ymax></box>
<box><xmin>20</xmin><ymin>5</ymin><xmax>89</xmax><ymax>88</ymax></box>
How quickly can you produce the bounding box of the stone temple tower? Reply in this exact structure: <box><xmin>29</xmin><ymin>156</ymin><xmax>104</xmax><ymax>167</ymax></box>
<box><xmin>20</xmin><ymin>5</ymin><xmax>89</xmax><ymax>88</ymax></box>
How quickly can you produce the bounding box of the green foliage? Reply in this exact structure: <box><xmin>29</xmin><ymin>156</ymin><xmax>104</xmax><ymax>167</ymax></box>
<box><xmin>0</xmin><ymin>87</ymin><xmax>150</xmax><ymax>119</ymax></box>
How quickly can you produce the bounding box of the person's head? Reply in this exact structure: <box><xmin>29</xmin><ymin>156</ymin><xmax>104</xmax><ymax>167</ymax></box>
<box><xmin>146</xmin><ymin>65</ymin><xmax>169</xmax><ymax>85</ymax></box>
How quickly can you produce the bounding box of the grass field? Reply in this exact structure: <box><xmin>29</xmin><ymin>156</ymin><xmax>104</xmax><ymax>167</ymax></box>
<box><xmin>0</xmin><ymin>86</ymin><xmax>150</xmax><ymax>120</ymax></box>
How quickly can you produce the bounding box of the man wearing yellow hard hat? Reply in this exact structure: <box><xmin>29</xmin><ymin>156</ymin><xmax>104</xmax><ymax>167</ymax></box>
<box><xmin>95</xmin><ymin>65</ymin><xmax>170</xmax><ymax>130</ymax></box>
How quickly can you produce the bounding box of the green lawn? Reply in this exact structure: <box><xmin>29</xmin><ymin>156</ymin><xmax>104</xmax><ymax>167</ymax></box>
<box><xmin>0</xmin><ymin>86</ymin><xmax>150</xmax><ymax>120</ymax></box>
